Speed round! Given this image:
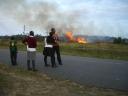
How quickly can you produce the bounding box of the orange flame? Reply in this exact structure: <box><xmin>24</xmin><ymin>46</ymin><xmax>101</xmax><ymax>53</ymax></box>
<box><xmin>65</xmin><ymin>32</ymin><xmax>75</xmax><ymax>42</ymax></box>
<box><xmin>65</xmin><ymin>32</ymin><xmax>87</xmax><ymax>44</ymax></box>
<box><xmin>76</xmin><ymin>37</ymin><xmax>86</xmax><ymax>44</ymax></box>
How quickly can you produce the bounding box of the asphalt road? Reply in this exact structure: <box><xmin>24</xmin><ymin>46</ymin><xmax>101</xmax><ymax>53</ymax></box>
<box><xmin>0</xmin><ymin>49</ymin><xmax>128</xmax><ymax>90</ymax></box>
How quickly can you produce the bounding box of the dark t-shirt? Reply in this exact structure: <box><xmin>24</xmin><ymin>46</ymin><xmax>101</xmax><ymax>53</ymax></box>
<box><xmin>9</xmin><ymin>40</ymin><xmax>17</xmax><ymax>53</ymax></box>
<box><xmin>47</xmin><ymin>36</ymin><xmax>54</xmax><ymax>45</ymax></box>
<box><xmin>43</xmin><ymin>36</ymin><xmax>54</xmax><ymax>56</ymax></box>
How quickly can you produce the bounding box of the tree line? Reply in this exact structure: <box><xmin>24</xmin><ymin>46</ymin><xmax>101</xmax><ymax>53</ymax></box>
<box><xmin>0</xmin><ymin>34</ymin><xmax>45</xmax><ymax>41</ymax></box>
<box><xmin>113</xmin><ymin>37</ymin><xmax>128</xmax><ymax>44</ymax></box>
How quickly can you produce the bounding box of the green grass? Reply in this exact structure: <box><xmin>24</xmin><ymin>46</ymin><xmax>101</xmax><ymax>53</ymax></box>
<box><xmin>0</xmin><ymin>39</ymin><xmax>128</xmax><ymax>60</ymax></box>
<box><xmin>0</xmin><ymin>63</ymin><xmax>128</xmax><ymax>96</ymax></box>
<box><xmin>60</xmin><ymin>42</ymin><xmax>128</xmax><ymax>60</ymax></box>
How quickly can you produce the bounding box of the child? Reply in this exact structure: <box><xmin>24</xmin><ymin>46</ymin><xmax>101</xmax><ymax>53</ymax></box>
<box><xmin>9</xmin><ymin>36</ymin><xmax>17</xmax><ymax>65</ymax></box>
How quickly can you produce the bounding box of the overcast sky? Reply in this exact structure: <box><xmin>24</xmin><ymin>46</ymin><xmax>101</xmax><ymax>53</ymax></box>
<box><xmin>0</xmin><ymin>0</ymin><xmax>128</xmax><ymax>38</ymax></box>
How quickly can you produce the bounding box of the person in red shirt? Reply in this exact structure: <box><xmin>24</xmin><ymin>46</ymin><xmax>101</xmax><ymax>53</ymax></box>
<box><xmin>23</xmin><ymin>31</ymin><xmax>37</xmax><ymax>71</ymax></box>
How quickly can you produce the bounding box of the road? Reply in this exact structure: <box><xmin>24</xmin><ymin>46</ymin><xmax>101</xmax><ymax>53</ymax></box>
<box><xmin>0</xmin><ymin>49</ymin><xmax>128</xmax><ymax>90</ymax></box>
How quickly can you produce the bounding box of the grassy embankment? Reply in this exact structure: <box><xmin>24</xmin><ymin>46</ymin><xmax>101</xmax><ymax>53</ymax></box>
<box><xmin>0</xmin><ymin>63</ymin><xmax>128</xmax><ymax>96</ymax></box>
<box><xmin>0</xmin><ymin>39</ymin><xmax>128</xmax><ymax>60</ymax></box>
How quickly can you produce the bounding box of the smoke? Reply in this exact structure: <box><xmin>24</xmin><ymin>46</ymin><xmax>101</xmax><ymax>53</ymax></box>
<box><xmin>0</xmin><ymin>0</ymin><xmax>83</xmax><ymax>35</ymax></box>
<box><xmin>0</xmin><ymin>0</ymin><xmax>128</xmax><ymax>38</ymax></box>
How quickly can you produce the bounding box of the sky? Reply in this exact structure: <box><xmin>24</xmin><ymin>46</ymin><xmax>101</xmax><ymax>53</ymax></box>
<box><xmin>0</xmin><ymin>0</ymin><xmax>128</xmax><ymax>38</ymax></box>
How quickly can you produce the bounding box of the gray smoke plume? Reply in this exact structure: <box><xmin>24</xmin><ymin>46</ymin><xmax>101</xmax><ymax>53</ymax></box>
<box><xmin>0</xmin><ymin>0</ymin><xmax>83</xmax><ymax>35</ymax></box>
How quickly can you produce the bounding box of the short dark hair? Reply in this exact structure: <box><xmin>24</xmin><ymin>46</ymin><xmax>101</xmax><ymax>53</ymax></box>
<box><xmin>30</xmin><ymin>31</ymin><xmax>34</xmax><ymax>36</ymax></box>
<box><xmin>51</xmin><ymin>28</ymin><xmax>55</xmax><ymax>33</ymax></box>
<box><xmin>49</xmin><ymin>32</ymin><xmax>54</xmax><ymax>36</ymax></box>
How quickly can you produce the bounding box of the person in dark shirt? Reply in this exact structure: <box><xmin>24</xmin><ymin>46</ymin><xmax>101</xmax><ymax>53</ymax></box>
<box><xmin>23</xmin><ymin>31</ymin><xmax>37</xmax><ymax>71</ymax></box>
<box><xmin>9</xmin><ymin>36</ymin><xmax>17</xmax><ymax>65</ymax></box>
<box><xmin>51</xmin><ymin>28</ymin><xmax>62</xmax><ymax>65</ymax></box>
<box><xmin>43</xmin><ymin>32</ymin><xmax>56</xmax><ymax>68</ymax></box>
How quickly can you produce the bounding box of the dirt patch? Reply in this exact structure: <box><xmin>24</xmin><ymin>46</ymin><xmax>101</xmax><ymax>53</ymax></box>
<box><xmin>0</xmin><ymin>64</ymin><xmax>128</xmax><ymax>96</ymax></box>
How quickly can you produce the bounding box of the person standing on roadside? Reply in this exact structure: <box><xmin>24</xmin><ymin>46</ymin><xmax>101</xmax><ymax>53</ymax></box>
<box><xmin>51</xmin><ymin>28</ymin><xmax>62</xmax><ymax>65</ymax></box>
<box><xmin>23</xmin><ymin>31</ymin><xmax>37</xmax><ymax>71</ymax></box>
<box><xmin>43</xmin><ymin>32</ymin><xmax>56</xmax><ymax>68</ymax></box>
<box><xmin>9</xmin><ymin>36</ymin><xmax>17</xmax><ymax>66</ymax></box>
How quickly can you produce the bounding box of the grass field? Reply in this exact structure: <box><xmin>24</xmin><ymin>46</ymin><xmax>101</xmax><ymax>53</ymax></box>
<box><xmin>0</xmin><ymin>63</ymin><xmax>128</xmax><ymax>96</ymax></box>
<box><xmin>60</xmin><ymin>42</ymin><xmax>128</xmax><ymax>60</ymax></box>
<box><xmin>0</xmin><ymin>39</ymin><xmax>128</xmax><ymax>60</ymax></box>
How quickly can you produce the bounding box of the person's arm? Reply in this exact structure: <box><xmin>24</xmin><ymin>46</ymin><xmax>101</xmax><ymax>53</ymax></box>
<box><xmin>35</xmin><ymin>37</ymin><xmax>37</xmax><ymax>48</ymax></box>
<box><xmin>44</xmin><ymin>37</ymin><xmax>47</xmax><ymax>46</ymax></box>
<box><xmin>53</xmin><ymin>34</ymin><xmax>59</xmax><ymax>46</ymax></box>
<box><xmin>56</xmin><ymin>34</ymin><xmax>59</xmax><ymax>41</ymax></box>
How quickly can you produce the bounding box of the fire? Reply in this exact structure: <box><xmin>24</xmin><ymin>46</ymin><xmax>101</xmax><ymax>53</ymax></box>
<box><xmin>76</xmin><ymin>37</ymin><xmax>86</xmax><ymax>44</ymax></box>
<box><xmin>65</xmin><ymin>32</ymin><xmax>87</xmax><ymax>44</ymax></box>
<box><xmin>65</xmin><ymin>32</ymin><xmax>75</xmax><ymax>42</ymax></box>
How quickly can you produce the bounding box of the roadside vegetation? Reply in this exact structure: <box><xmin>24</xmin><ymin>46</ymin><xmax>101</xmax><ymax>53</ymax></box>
<box><xmin>0</xmin><ymin>63</ymin><xmax>128</xmax><ymax>96</ymax></box>
<box><xmin>0</xmin><ymin>38</ymin><xmax>128</xmax><ymax>61</ymax></box>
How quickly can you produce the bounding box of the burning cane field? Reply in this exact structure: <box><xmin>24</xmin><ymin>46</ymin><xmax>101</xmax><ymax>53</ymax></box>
<box><xmin>0</xmin><ymin>0</ymin><xmax>128</xmax><ymax>95</ymax></box>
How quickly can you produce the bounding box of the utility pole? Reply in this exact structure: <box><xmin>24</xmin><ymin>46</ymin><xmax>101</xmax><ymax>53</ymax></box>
<box><xmin>23</xmin><ymin>25</ymin><xmax>25</xmax><ymax>35</ymax></box>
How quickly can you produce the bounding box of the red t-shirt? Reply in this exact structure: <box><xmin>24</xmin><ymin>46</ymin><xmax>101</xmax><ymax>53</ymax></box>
<box><xmin>23</xmin><ymin>36</ymin><xmax>37</xmax><ymax>48</ymax></box>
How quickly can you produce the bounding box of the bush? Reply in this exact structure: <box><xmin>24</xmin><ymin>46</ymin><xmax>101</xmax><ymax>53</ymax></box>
<box><xmin>113</xmin><ymin>37</ymin><xmax>128</xmax><ymax>44</ymax></box>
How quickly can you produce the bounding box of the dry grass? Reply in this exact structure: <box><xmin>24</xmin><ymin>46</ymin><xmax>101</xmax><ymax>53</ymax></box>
<box><xmin>0</xmin><ymin>64</ymin><xmax>128</xmax><ymax>96</ymax></box>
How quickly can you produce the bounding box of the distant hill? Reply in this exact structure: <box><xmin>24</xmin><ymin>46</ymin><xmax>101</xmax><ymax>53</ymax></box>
<box><xmin>82</xmin><ymin>35</ymin><xmax>114</xmax><ymax>43</ymax></box>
